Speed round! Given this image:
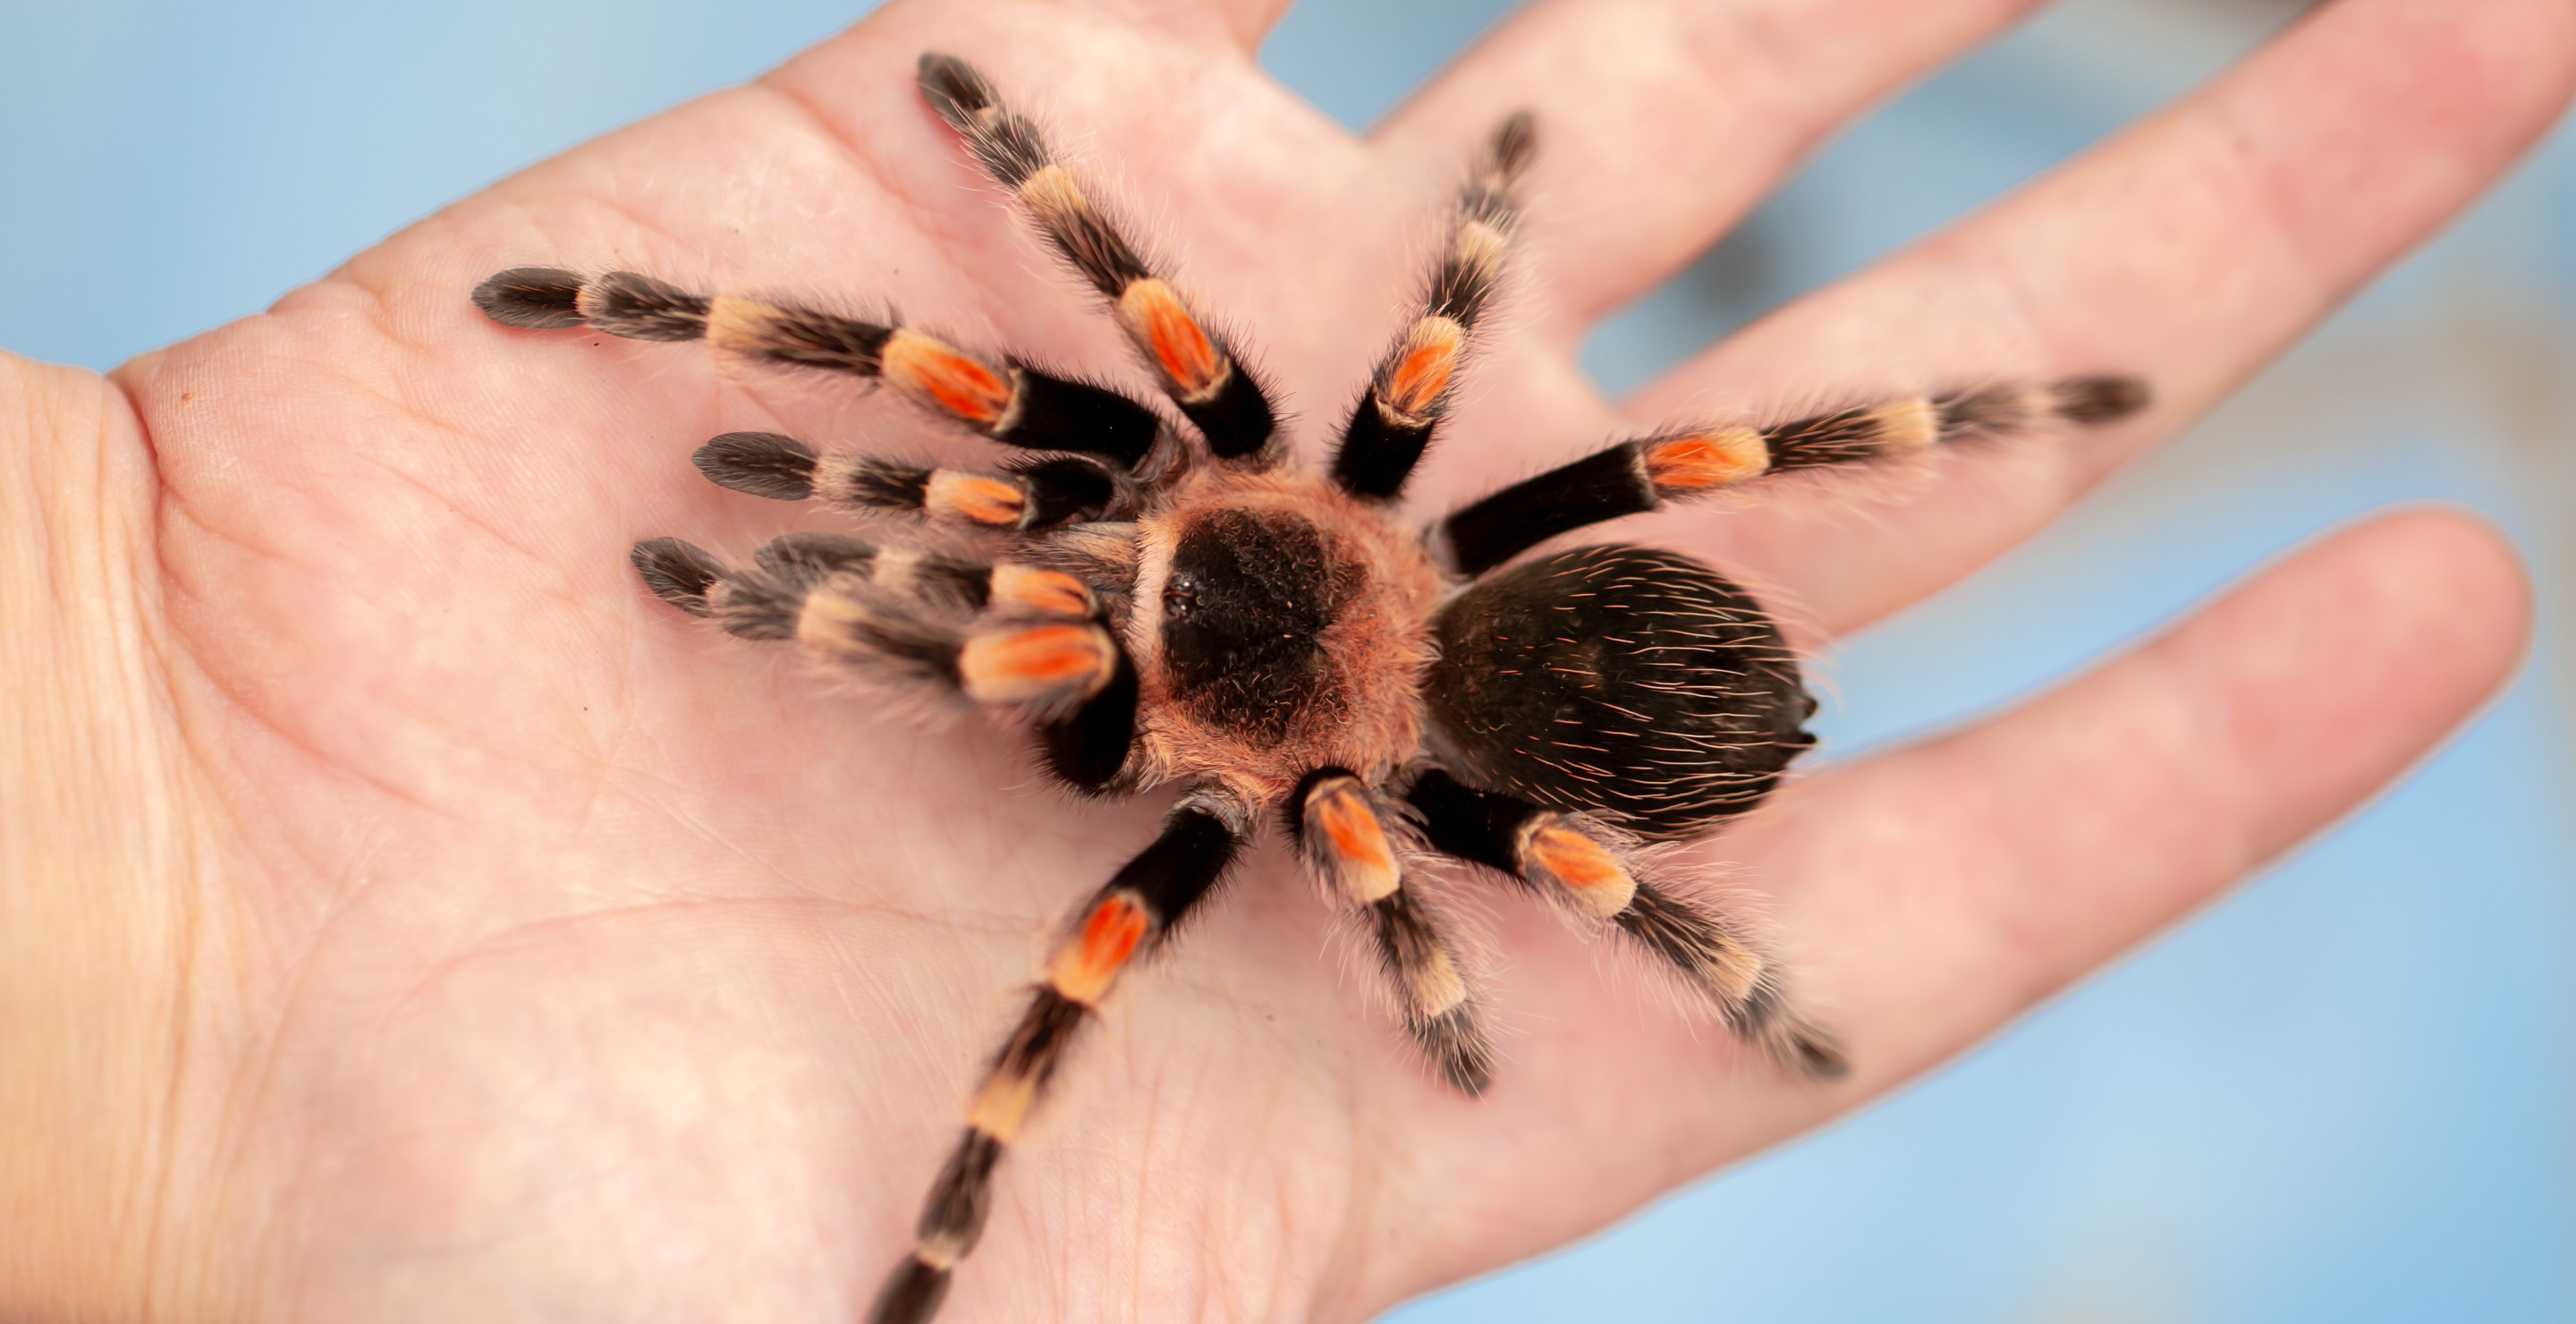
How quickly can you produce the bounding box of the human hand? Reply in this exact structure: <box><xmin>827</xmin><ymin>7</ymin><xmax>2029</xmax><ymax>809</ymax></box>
<box><xmin>4</xmin><ymin>0</ymin><xmax>2569</xmax><ymax>1320</ymax></box>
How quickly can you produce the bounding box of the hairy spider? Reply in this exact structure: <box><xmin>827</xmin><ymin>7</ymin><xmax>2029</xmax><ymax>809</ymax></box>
<box><xmin>471</xmin><ymin>53</ymin><xmax>2146</xmax><ymax>1324</ymax></box>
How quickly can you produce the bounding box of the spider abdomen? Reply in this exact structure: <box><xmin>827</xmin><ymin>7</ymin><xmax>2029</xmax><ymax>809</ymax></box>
<box><xmin>1422</xmin><ymin>544</ymin><xmax>1815</xmax><ymax>839</ymax></box>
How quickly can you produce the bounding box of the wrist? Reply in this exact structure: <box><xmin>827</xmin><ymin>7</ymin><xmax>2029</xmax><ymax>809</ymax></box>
<box><xmin>0</xmin><ymin>351</ymin><xmax>232</xmax><ymax>1318</ymax></box>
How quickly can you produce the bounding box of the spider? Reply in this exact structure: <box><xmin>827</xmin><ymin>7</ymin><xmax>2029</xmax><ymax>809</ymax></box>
<box><xmin>470</xmin><ymin>53</ymin><xmax>2146</xmax><ymax>1324</ymax></box>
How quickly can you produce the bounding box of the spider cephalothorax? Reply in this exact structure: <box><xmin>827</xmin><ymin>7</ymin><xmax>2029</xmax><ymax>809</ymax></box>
<box><xmin>472</xmin><ymin>52</ymin><xmax>2145</xmax><ymax>1324</ymax></box>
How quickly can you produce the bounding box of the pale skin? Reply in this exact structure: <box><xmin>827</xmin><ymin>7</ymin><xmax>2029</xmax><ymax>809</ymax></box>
<box><xmin>3</xmin><ymin>0</ymin><xmax>2570</xmax><ymax>1319</ymax></box>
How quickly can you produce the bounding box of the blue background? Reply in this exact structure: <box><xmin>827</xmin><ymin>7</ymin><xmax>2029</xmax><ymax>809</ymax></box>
<box><xmin>5</xmin><ymin>1</ymin><xmax>2569</xmax><ymax>1320</ymax></box>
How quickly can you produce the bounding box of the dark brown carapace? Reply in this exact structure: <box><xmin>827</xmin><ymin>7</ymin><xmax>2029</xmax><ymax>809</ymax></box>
<box><xmin>473</xmin><ymin>52</ymin><xmax>2147</xmax><ymax>1324</ymax></box>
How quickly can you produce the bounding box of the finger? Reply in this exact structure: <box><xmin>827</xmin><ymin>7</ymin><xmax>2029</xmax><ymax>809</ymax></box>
<box><xmin>1372</xmin><ymin>0</ymin><xmax>2054</xmax><ymax>331</ymax></box>
<box><xmin>1796</xmin><ymin>508</ymin><xmax>2531</xmax><ymax>1083</ymax></box>
<box><xmin>1370</xmin><ymin>507</ymin><xmax>2530</xmax><ymax>1311</ymax></box>
<box><xmin>1597</xmin><ymin>0</ymin><xmax>2576</xmax><ymax>636</ymax></box>
<box><xmin>1053</xmin><ymin>0</ymin><xmax>1300</xmax><ymax>53</ymax></box>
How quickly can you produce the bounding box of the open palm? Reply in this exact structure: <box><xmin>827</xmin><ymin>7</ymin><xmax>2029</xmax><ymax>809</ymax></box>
<box><xmin>8</xmin><ymin>0</ymin><xmax>2572</xmax><ymax>1320</ymax></box>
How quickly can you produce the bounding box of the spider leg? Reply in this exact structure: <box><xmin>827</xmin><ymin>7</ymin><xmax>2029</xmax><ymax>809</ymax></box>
<box><xmin>1286</xmin><ymin>769</ymin><xmax>1495</xmax><ymax>1093</ymax></box>
<box><xmin>691</xmin><ymin>430</ymin><xmax>1119</xmax><ymax>532</ymax></box>
<box><xmin>471</xmin><ymin>267</ymin><xmax>1161</xmax><ymax>469</ymax></box>
<box><xmin>869</xmin><ymin>792</ymin><xmax>1250</xmax><ymax>1324</ymax></box>
<box><xmin>631</xmin><ymin>538</ymin><xmax>1135</xmax><ymax>788</ymax></box>
<box><xmin>738</xmin><ymin>530</ymin><xmax>1103</xmax><ymax>620</ymax></box>
<box><xmin>917</xmin><ymin>53</ymin><xmax>1277</xmax><ymax>463</ymax></box>
<box><xmin>1440</xmin><ymin>378</ymin><xmax>2151</xmax><ymax>577</ymax></box>
<box><xmin>1402</xmin><ymin>767</ymin><xmax>1847</xmax><ymax>1079</ymax></box>
<box><xmin>1330</xmin><ymin>113</ymin><xmax>1534</xmax><ymax>501</ymax></box>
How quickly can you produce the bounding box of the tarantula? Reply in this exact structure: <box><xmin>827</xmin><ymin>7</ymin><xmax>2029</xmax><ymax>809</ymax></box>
<box><xmin>470</xmin><ymin>53</ymin><xmax>2145</xmax><ymax>1324</ymax></box>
